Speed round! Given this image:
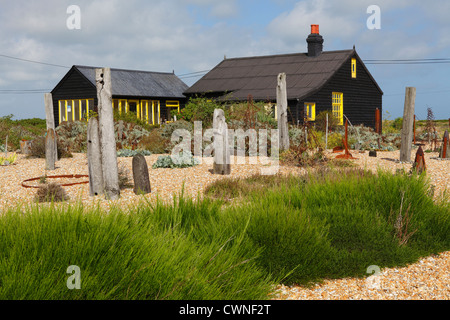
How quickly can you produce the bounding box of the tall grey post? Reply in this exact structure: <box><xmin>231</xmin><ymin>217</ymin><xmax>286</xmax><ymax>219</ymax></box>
<box><xmin>44</xmin><ymin>93</ymin><xmax>58</xmax><ymax>161</ymax></box>
<box><xmin>87</xmin><ymin>117</ymin><xmax>104</xmax><ymax>196</ymax></box>
<box><xmin>96</xmin><ymin>68</ymin><xmax>120</xmax><ymax>200</ymax></box>
<box><xmin>277</xmin><ymin>73</ymin><xmax>289</xmax><ymax>151</ymax></box>
<box><xmin>45</xmin><ymin>128</ymin><xmax>57</xmax><ymax>170</ymax></box>
<box><xmin>400</xmin><ymin>87</ymin><xmax>416</xmax><ymax>162</ymax></box>
<box><xmin>213</xmin><ymin>109</ymin><xmax>231</xmax><ymax>175</ymax></box>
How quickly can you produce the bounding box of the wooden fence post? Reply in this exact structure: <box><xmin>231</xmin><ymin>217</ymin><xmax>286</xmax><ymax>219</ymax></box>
<box><xmin>96</xmin><ymin>68</ymin><xmax>120</xmax><ymax>200</ymax></box>
<box><xmin>45</xmin><ymin>128</ymin><xmax>57</xmax><ymax>170</ymax></box>
<box><xmin>400</xmin><ymin>87</ymin><xmax>416</xmax><ymax>162</ymax></box>
<box><xmin>277</xmin><ymin>73</ymin><xmax>289</xmax><ymax>152</ymax></box>
<box><xmin>87</xmin><ymin>117</ymin><xmax>104</xmax><ymax>196</ymax></box>
<box><xmin>44</xmin><ymin>93</ymin><xmax>58</xmax><ymax>161</ymax></box>
<box><xmin>213</xmin><ymin>109</ymin><xmax>231</xmax><ymax>175</ymax></box>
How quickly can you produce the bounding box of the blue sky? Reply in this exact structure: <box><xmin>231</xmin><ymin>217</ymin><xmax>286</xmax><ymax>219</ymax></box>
<box><xmin>0</xmin><ymin>0</ymin><xmax>449</xmax><ymax>120</ymax></box>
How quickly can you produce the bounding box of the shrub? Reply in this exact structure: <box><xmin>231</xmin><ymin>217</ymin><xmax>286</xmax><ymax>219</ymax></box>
<box><xmin>160</xmin><ymin>120</ymin><xmax>193</xmax><ymax>139</ymax></box>
<box><xmin>152</xmin><ymin>152</ymin><xmax>200</xmax><ymax>169</ymax></box>
<box><xmin>315</xmin><ymin>110</ymin><xmax>340</xmax><ymax>133</ymax></box>
<box><xmin>29</xmin><ymin>136</ymin><xmax>72</xmax><ymax>159</ymax></box>
<box><xmin>116</xmin><ymin>148</ymin><xmax>152</xmax><ymax>157</ymax></box>
<box><xmin>138</xmin><ymin>129</ymin><xmax>169</xmax><ymax>154</ymax></box>
<box><xmin>326</xmin><ymin>132</ymin><xmax>344</xmax><ymax>148</ymax></box>
<box><xmin>34</xmin><ymin>183</ymin><xmax>70</xmax><ymax>203</ymax></box>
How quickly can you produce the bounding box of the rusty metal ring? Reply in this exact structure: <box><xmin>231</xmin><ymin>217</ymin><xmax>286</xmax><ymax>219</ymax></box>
<box><xmin>21</xmin><ymin>174</ymin><xmax>89</xmax><ymax>188</ymax></box>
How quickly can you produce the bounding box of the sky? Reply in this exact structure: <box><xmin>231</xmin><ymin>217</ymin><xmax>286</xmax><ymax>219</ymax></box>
<box><xmin>0</xmin><ymin>0</ymin><xmax>449</xmax><ymax>121</ymax></box>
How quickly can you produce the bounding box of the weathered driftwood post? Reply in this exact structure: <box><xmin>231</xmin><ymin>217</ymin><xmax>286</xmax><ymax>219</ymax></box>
<box><xmin>277</xmin><ymin>73</ymin><xmax>289</xmax><ymax>151</ymax></box>
<box><xmin>441</xmin><ymin>130</ymin><xmax>449</xmax><ymax>159</ymax></box>
<box><xmin>132</xmin><ymin>154</ymin><xmax>151</xmax><ymax>195</ymax></box>
<box><xmin>213</xmin><ymin>108</ymin><xmax>231</xmax><ymax>175</ymax></box>
<box><xmin>96</xmin><ymin>68</ymin><xmax>120</xmax><ymax>200</ymax></box>
<box><xmin>87</xmin><ymin>117</ymin><xmax>104</xmax><ymax>196</ymax></box>
<box><xmin>45</xmin><ymin>128</ymin><xmax>57</xmax><ymax>170</ymax></box>
<box><xmin>325</xmin><ymin>113</ymin><xmax>328</xmax><ymax>149</ymax></box>
<box><xmin>44</xmin><ymin>93</ymin><xmax>58</xmax><ymax>161</ymax></box>
<box><xmin>400</xmin><ymin>87</ymin><xmax>416</xmax><ymax>162</ymax></box>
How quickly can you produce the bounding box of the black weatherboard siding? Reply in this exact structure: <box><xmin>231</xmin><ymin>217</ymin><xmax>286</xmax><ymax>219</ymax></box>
<box><xmin>51</xmin><ymin>65</ymin><xmax>189</xmax><ymax>127</ymax></box>
<box><xmin>293</xmin><ymin>53</ymin><xmax>383</xmax><ymax>129</ymax></box>
<box><xmin>51</xmin><ymin>67</ymin><xmax>97</xmax><ymax>127</ymax></box>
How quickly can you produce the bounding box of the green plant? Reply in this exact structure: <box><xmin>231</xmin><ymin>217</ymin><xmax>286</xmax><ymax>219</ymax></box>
<box><xmin>180</xmin><ymin>97</ymin><xmax>222</xmax><ymax>126</ymax></box>
<box><xmin>116</xmin><ymin>149</ymin><xmax>152</xmax><ymax>157</ymax></box>
<box><xmin>0</xmin><ymin>153</ymin><xmax>17</xmax><ymax>165</ymax></box>
<box><xmin>138</xmin><ymin>129</ymin><xmax>169</xmax><ymax>154</ymax></box>
<box><xmin>315</xmin><ymin>111</ymin><xmax>340</xmax><ymax>133</ymax></box>
<box><xmin>152</xmin><ymin>152</ymin><xmax>200</xmax><ymax>169</ymax></box>
<box><xmin>34</xmin><ymin>183</ymin><xmax>70</xmax><ymax>203</ymax></box>
<box><xmin>326</xmin><ymin>132</ymin><xmax>344</xmax><ymax>148</ymax></box>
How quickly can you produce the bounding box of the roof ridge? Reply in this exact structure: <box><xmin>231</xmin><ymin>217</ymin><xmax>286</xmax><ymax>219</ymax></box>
<box><xmin>74</xmin><ymin>65</ymin><xmax>174</xmax><ymax>75</ymax></box>
<box><xmin>223</xmin><ymin>49</ymin><xmax>354</xmax><ymax>61</ymax></box>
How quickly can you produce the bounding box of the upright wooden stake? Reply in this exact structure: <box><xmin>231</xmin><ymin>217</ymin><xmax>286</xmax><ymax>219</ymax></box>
<box><xmin>413</xmin><ymin>115</ymin><xmax>416</xmax><ymax>144</ymax></box>
<box><xmin>87</xmin><ymin>117</ymin><xmax>104</xmax><ymax>196</ymax></box>
<box><xmin>325</xmin><ymin>113</ymin><xmax>328</xmax><ymax>149</ymax></box>
<box><xmin>45</xmin><ymin>128</ymin><xmax>57</xmax><ymax>170</ymax></box>
<box><xmin>400</xmin><ymin>87</ymin><xmax>416</xmax><ymax>162</ymax></box>
<box><xmin>441</xmin><ymin>131</ymin><xmax>449</xmax><ymax>159</ymax></box>
<box><xmin>44</xmin><ymin>93</ymin><xmax>58</xmax><ymax>161</ymax></box>
<box><xmin>96</xmin><ymin>68</ymin><xmax>120</xmax><ymax>200</ymax></box>
<box><xmin>213</xmin><ymin>109</ymin><xmax>231</xmax><ymax>175</ymax></box>
<box><xmin>277</xmin><ymin>73</ymin><xmax>289</xmax><ymax>151</ymax></box>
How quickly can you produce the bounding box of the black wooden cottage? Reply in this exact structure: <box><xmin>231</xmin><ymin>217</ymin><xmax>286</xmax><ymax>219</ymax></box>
<box><xmin>184</xmin><ymin>25</ymin><xmax>383</xmax><ymax>129</ymax></box>
<box><xmin>51</xmin><ymin>65</ymin><xmax>189</xmax><ymax>127</ymax></box>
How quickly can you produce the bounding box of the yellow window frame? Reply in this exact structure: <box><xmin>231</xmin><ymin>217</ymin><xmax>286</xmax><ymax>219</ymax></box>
<box><xmin>58</xmin><ymin>99</ymin><xmax>93</xmax><ymax>123</ymax></box>
<box><xmin>332</xmin><ymin>92</ymin><xmax>344</xmax><ymax>125</ymax></box>
<box><xmin>351</xmin><ymin>58</ymin><xmax>356</xmax><ymax>78</ymax></box>
<box><xmin>140</xmin><ymin>100</ymin><xmax>149</xmax><ymax>123</ymax></box>
<box><xmin>305</xmin><ymin>102</ymin><xmax>316</xmax><ymax>121</ymax></box>
<box><xmin>166</xmin><ymin>100</ymin><xmax>180</xmax><ymax>113</ymax></box>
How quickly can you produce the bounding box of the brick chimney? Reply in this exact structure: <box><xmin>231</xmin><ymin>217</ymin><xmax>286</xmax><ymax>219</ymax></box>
<box><xmin>306</xmin><ymin>24</ymin><xmax>324</xmax><ymax>57</ymax></box>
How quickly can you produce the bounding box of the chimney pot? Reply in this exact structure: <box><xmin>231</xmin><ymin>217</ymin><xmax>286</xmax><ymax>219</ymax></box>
<box><xmin>307</xmin><ymin>24</ymin><xmax>324</xmax><ymax>57</ymax></box>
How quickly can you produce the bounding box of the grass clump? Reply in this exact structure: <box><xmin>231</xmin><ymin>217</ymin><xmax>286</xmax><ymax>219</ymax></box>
<box><xmin>34</xmin><ymin>183</ymin><xmax>70</xmax><ymax>203</ymax></box>
<box><xmin>0</xmin><ymin>201</ymin><xmax>275</xmax><ymax>300</ymax></box>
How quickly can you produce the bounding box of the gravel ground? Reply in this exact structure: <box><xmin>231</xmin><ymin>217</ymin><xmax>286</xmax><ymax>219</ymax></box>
<box><xmin>0</xmin><ymin>147</ymin><xmax>448</xmax><ymax>300</ymax></box>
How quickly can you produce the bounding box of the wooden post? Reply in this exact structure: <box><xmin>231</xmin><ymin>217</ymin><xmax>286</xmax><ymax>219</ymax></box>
<box><xmin>400</xmin><ymin>87</ymin><xmax>416</xmax><ymax>162</ymax></box>
<box><xmin>96</xmin><ymin>68</ymin><xmax>120</xmax><ymax>200</ymax></box>
<box><xmin>44</xmin><ymin>93</ymin><xmax>58</xmax><ymax>161</ymax></box>
<box><xmin>87</xmin><ymin>117</ymin><xmax>104</xmax><ymax>196</ymax></box>
<box><xmin>277</xmin><ymin>73</ymin><xmax>289</xmax><ymax>151</ymax></box>
<box><xmin>441</xmin><ymin>131</ymin><xmax>449</xmax><ymax>159</ymax></box>
<box><xmin>325</xmin><ymin>113</ymin><xmax>328</xmax><ymax>150</ymax></box>
<box><xmin>132</xmin><ymin>154</ymin><xmax>151</xmax><ymax>195</ymax></box>
<box><xmin>213</xmin><ymin>109</ymin><xmax>231</xmax><ymax>175</ymax></box>
<box><xmin>375</xmin><ymin>108</ymin><xmax>381</xmax><ymax>134</ymax></box>
<box><xmin>413</xmin><ymin>115</ymin><xmax>416</xmax><ymax>144</ymax></box>
<box><xmin>45</xmin><ymin>128</ymin><xmax>57</xmax><ymax>170</ymax></box>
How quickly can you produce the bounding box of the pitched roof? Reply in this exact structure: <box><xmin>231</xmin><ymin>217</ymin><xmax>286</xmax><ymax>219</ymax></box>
<box><xmin>73</xmin><ymin>65</ymin><xmax>189</xmax><ymax>98</ymax></box>
<box><xmin>185</xmin><ymin>49</ymin><xmax>378</xmax><ymax>101</ymax></box>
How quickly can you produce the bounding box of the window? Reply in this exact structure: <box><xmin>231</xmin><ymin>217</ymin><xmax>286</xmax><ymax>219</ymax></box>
<box><xmin>351</xmin><ymin>58</ymin><xmax>356</xmax><ymax>78</ymax></box>
<box><xmin>166</xmin><ymin>100</ymin><xmax>180</xmax><ymax>122</ymax></box>
<box><xmin>305</xmin><ymin>103</ymin><xmax>316</xmax><ymax>121</ymax></box>
<box><xmin>58</xmin><ymin>99</ymin><xmax>93</xmax><ymax>123</ymax></box>
<box><xmin>332</xmin><ymin>92</ymin><xmax>344</xmax><ymax>125</ymax></box>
